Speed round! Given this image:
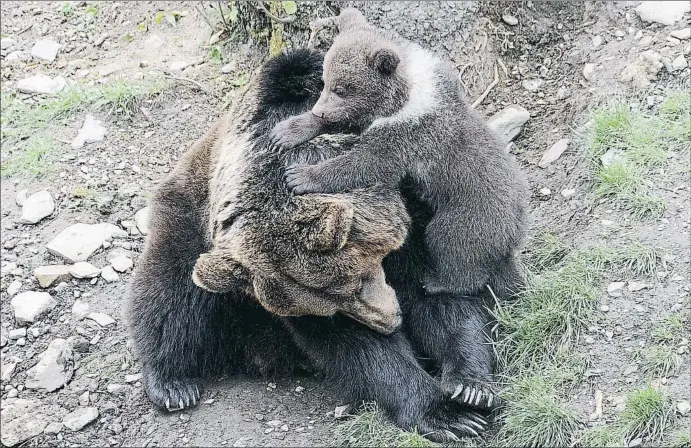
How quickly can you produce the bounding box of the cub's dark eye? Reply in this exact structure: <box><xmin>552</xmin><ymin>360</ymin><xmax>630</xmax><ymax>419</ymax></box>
<box><xmin>333</xmin><ymin>86</ymin><xmax>346</xmax><ymax>96</ymax></box>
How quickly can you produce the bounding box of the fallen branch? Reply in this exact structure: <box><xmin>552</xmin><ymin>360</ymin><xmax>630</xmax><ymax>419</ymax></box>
<box><xmin>471</xmin><ymin>64</ymin><xmax>499</xmax><ymax>109</ymax></box>
<box><xmin>163</xmin><ymin>75</ymin><xmax>216</xmax><ymax>97</ymax></box>
<box><xmin>256</xmin><ymin>1</ymin><xmax>295</xmax><ymax>24</ymax></box>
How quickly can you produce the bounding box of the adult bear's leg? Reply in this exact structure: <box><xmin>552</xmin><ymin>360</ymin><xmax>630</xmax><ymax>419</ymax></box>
<box><xmin>283</xmin><ymin>315</ymin><xmax>487</xmax><ymax>441</ymax></box>
<box><xmin>404</xmin><ymin>292</ymin><xmax>499</xmax><ymax>411</ymax></box>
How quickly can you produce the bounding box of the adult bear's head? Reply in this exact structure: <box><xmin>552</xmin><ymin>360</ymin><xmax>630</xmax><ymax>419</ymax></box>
<box><xmin>192</xmin><ymin>191</ymin><xmax>407</xmax><ymax>335</ymax></box>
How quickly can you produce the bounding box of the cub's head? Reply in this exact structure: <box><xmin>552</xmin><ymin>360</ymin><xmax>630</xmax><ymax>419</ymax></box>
<box><xmin>311</xmin><ymin>32</ymin><xmax>407</xmax><ymax>128</ymax></box>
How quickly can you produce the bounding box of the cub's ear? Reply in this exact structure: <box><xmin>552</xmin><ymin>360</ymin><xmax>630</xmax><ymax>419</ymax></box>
<box><xmin>369</xmin><ymin>47</ymin><xmax>400</xmax><ymax>75</ymax></box>
<box><xmin>192</xmin><ymin>251</ymin><xmax>251</xmax><ymax>294</ymax></box>
<box><xmin>291</xmin><ymin>196</ymin><xmax>354</xmax><ymax>253</ymax></box>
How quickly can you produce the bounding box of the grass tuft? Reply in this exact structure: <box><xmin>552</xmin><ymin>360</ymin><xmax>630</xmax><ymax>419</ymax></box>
<box><xmin>0</xmin><ymin>136</ymin><xmax>57</xmax><ymax>178</ymax></box>
<box><xmin>333</xmin><ymin>404</ymin><xmax>432</xmax><ymax>448</ymax></box>
<box><xmin>496</xmin><ymin>375</ymin><xmax>580</xmax><ymax>447</ymax></box>
<box><xmin>526</xmin><ymin>232</ymin><xmax>571</xmax><ymax>272</ymax></box>
<box><xmin>639</xmin><ymin>345</ymin><xmax>682</xmax><ymax>378</ymax></box>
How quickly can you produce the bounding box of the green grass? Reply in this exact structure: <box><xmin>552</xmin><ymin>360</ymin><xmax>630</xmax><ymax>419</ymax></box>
<box><xmin>495</xmin><ymin>375</ymin><xmax>581</xmax><ymax>447</ymax></box>
<box><xmin>333</xmin><ymin>404</ymin><xmax>432</xmax><ymax>447</ymax></box>
<box><xmin>581</xmin><ymin>387</ymin><xmax>676</xmax><ymax>446</ymax></box>
<box><xmin>70</xmin><ymin>186</ymin><xmax>96</xmax><ymax>198</ymax></box>
<box><xmin>526</xmin><ymin>232</ymin><xmax>571</xmax><ymax>272</ymax></box>
<box><xmin>639</xmin><ymin>345</ymin><xmax>682</xmax><ymax>378</ymax></box>
<box><xmin>586</xmin><ymin>90</ymin><xmax>690</xmax><ymax>219</ymax></box>
<box><xmin>652</xmin><ymin>314</ymin><xmax>685</xmax><ymax>344</ymax></box>
<box><xmin>669</xmin><ymin>431</ymin><xmax>691</xmax><ymax>448</ymax></box>
<box><xmin>0</xmin><ymin>136</ymin><xmax>57</xmax><ymax>178</ymax></box>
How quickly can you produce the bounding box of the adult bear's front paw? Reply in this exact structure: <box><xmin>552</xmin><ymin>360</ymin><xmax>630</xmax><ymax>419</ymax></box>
<box><xmin>142</xmin><ymin>368</ymin><xmax>202</xmax><ymax>412</ymax></box>
<box><xmin>444</xmin><ymin>376</ymin><xmax>502</xmax><ymax>411</ymax></box>
<box><xmin>412</xmin><ymin>400</ymin><xmax>489</xmax><ymax>442</ymax></box>
<box><xmin>285</xmin><ymin>164</ymin><xmax>325</xmax><ymax>195</ymax></box>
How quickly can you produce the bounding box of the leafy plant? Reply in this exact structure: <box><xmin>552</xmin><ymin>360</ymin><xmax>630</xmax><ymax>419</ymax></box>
<box><xmin>210</xmin><ymin>45</ymin><xmax>222</xmax><ymax>63</ymax></box>
<box><xmin>60</xmin><ymin>1</ymin><xmax>74</xmax><ymax>16</ymax></box>
<box><xmin>156</xmin><ymin>10</ymin><xmax>184</xmax><ymax>27</ymax></box>
<box><xmin>282</xmin><ymin>1</ymin><xmax>297</xmax><ymax>15</ymax></box>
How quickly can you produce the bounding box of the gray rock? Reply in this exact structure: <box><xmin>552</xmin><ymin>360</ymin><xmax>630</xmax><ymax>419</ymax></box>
<box><xmin>25</xmin><ymin>338</ymin><xmax>74</xmax><ymax>392</ymax></box>
<box><xmin>561</xmin><ymin>188</ymin><xmax>576</xmax><ymax>199</ymax></box>
<box><xmin>672</xmin><ymin>55</ymin><xmax>688</xmax><ymax>71</ymax></box>
<box><xmin>7</xmin><ymin>280</ymin><xmax>22</xmax><ymax>296</ymax></box>
<box><xmin>86</xmin><ymin>312</ymin><xmax>116</xmax><ymax>327</ymax></box>
<box><xmin>69</xmin><ymin>262</ymin><xmax>101</xmax><ymax>279</ymax></box>
<box><xmin>125</xmin><ymin>373</ymin><xmax>142</xmax><ymax>383</ymax></box>
<box><xmin>0</xmin><ymin>399</ymin><xmax>50</xmax><ymax>447</ymax></box>
<box><xmin>31</xmin><ymin>38</ymin><xmax>61</xmax><ymax>62</ymax></box>
<box><xmin>18</xmin><ymin>190</ymin><xmax>54</xmax><ymax>224</ymax></box>
<box><xmin>34</xmin><ymin>265</ymin><xmax>71</xmax><ymax>288</ymax></box>
<box><xmin>44</xmin><ymin>422</ymin><xmax>63</xmax><ymax>434</ymax></box>
<box><xmin>78</xmin><ymin>391</ymin><xmax>90</xmax><ymax>407</ymax></box>
<box><xmin>16</xmin><ymin>74</ymin><xmax>67</xmax><ymax>95</ymax></box>
<box><xmin>638</xmin><ymin>35</ymin><xmax>652</xmax><ymax>47</ymax></box>
<box><xmin>135</xmin><ymin>207</ymin><xmax>150</xmax><ymax>235</ymax></box>
<box><xmin>521</xmin><ymin>78</ymin><xmax>544</xmax><ymax>91</ymax></box>
<box><xmin>100</xmin><ymin>265</ymin><xmax>119</xmax><ymax>282</ymax></box>
<box><xmin>487</xmin><ymin>105</ymin><xmax>530</xmax><ymax>145</ymax></box>
<box><xmin>71</xmin><ymin>115</ymin><xmax>106</xmax><ymax>149</ymax></box>
<box><xmin>1</xmin><ymin>37</ymin><xmax>17</xmax><ymax>50</ymax></box>
<box><xmin>144</xmin><ymin>34</ymin><xmax>164</xmax><ymax>52</ymax></box>
<box><xmin>221</xmin><ymin>61</ymin><xmax>237</xmax><ymax>74</ymax></box>
<box><xmin>620</xmin><ymin>50</ymin><xmax>663</xmax><ymax>88</ymax></box>
<box><xmin>46</xmin><ymin>223</ymin><xmax>126</xmax><ymax>262</ymax></box>
<box><xmin>8</xmin><ymin>328</ymin><xmax>26</xmax><ymax>340</ymax></box>
<box><xmin>538</xmin><ymin>139</ymin><xmax>570</xmax><ymax>168</ymax></box>
<box><xmin>636</xmin><ymin>1</ymin><xmax>690</xmax><ymax>25</ymax></box>
<box><xmin>11</xmin><ymin>291</ymin><xmax>56</xmax><ymax>324</ymax></box>
<box><xmin>1</xmin><ymin>361</ymin><xmax>17</xmax><ymax>381</ymax></box>
<box><xmin>15</xmin><ymin>189</ymin><xmax>27</xmax><ymax>206</ymax></box>
<box><xmin>71</xmin><ymin>300</ymin><xmax>90</xmax><ymax>320</ymax></box>
<box><xmin>607</xmin><ymin>282</ymin><xmax>626</xmax><ymax>297</ymax></box>
<box><xmin>502</xmin><ymin>14</ymin><xmax>518</xmax><ymax>26</ymax></box>
<box><xmin>62</xmin><ymin>407</ymin><xmax>98</xmax><ymax>431</ymax></box>
<box><xmin>592</xmin><ymin>35</ymin><xmax>603</xmax><ymax>47</ymax></box>
<box><xmin>582</xmin><ymin>63</ymin><xmax>596</xmax><ymax>81</ymax></box>
<box><xmin>0</xmin><ymin>330</ymin><xmax>7</xmax><ymax>347</ymax></box>
<box><xmin>671</xmin><ymin>28</ymin><xmax>691</xmax><ymax>40</ymax></box>
<box><xmin>5</xmin><ymin>51</ymin><xmax>28</xmax><ymax>62</ymax></box>
<box><xmin>110</xmin><ymin>255</ymin><xmax>133</xmax><ymax>273</ymax></box>
<box><xmin>677</xmin><ymin>400</ymin><xmax>691</xmax><ymax>415</ymax></box>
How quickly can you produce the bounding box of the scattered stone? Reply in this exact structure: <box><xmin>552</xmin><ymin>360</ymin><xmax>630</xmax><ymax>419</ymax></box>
<box><xmin>638</xmin><ymin>35</ymin><xmax>653</xmax><ymax>47</ymax></box>
<box><xmin>636</xmin><ymin>1</ymin><xmax>690</xmax><ymax>26</ymax></box>
<box><xmin>582</xmin><ymin>63</ymin><xmax>596</xmax><ymax>81</ymax></box>
<box><xmin>18</xmin><ymin>190</ymin><xmax>54</xmax><ymax>224</ymax></box>
<box><xmin>585</xmin><ymin>336</ymin><xmax>595</xmax><ymax>344</ymax></box>
<box><xmin>15</xmin><ymin>190</ymin><xmax>27</xmax><ymax>206</ymax></box>
<box><xmin>93</xmin><ymin>32</ymin><xmax>109</xmax><ymax>47</ymax></box>
<box><xmin>96</xmin><ymin>195</ymin><xmax>115</xmax><ymax>214</ymax></box>
<box><xmin>86</xmin><ymin>312</ymin><xmax>116</xmax><ymax>327</ymax></box>
<box><xmin>634</xmin><ymin>304</ymin><xmax>646</xmax><ymax>313</ymax></box>
<box><xmin>561</xmin><ymin>188</ymin><xmax>576</xmax><ymax>199</ymax></box>
<box><xmin>107</xmin><ymin>383</ymin><xmax>123</xmax><ymax>393</ymax></box>
<box><xmin>0</xmin><ymin>399</ymin><xmax>50</xmax><ymax>447</ymax></box>
<box><xmin>521</xmin><ymin>78</ymin><xmax>544</xmax><ymax>91</ymax></box>
<box><xmin>78</xmin><ymin>391</ymin><xmax>90</xmax><ymax>406</ymax></box>
<box><xmin>110</xmin><ymin>255</ymin><xmax>133</xmax><ymax>273</ymax></box>
<box><xmin>600</xmin><ymin>148</ymin><xmax>625</xmax><ymax>167</ymax></box>
<box><xmin>589</xmin><ymin>390</ymin><xmax>603</xmax><ymax>421</ymax></box>
<box><xmin>134</xmin><ymin>207</ymin><xmax>150</xmax><ymax>235</ymax></box>
<box><xmin>169</xmin><ymin>61</ymin><xmax>190</xmax><ymax>71</ymax></box>
<box><xmin>623</xmin><ymin>364</ymin><xmax>638</xmax><ymax>376</ymax></box>
<box><xmin>221</xmin><ymin>62</ymin><xmax>237</xmax><ymax>74</ymax></box>
<box><xmin>1</xmin><ymin>37</ymin><xmax>17</xmax><ymax>50</ymax></box>
<box><xmin>44</xmin><ymin>422</ymin><xmax>63</xmax><ymax>434</ymax></box>
<box><xmin>592</xmin><ymin>35</ymin><xmax>603</xmax><ymax>47</ymax></box>
<box><xmin>46</xmin><ymin>223</ymin><xmax>126</xmax><ymax>262</ymax></box>
<box><xmin>601</xmin><ymin>220</ymin><xmax>614</xmax><ymax>226</ymax></box>
<box><xmin>607</xmin><ymin>282</ymin><xmax>626</xmax><ymax>297</ymax></box>
<box><xmin>125</xmin><ymin>373</ymin><xmax>142</xmax><ymax>383</ymax></box>
<box><xmin>11</xmin><ymin>291</ymin><xmax>56</xmax><ymax>324</ymax></box>
<box><xmin>8</xmin><ymin>328</ymin><xmax>26</xmax><ymax>340</ymax></box>
<box><xmin>63</xmin><ymin>407</ymin><xmax>98</xmax><ymax>431</ymax></box>
<box><xmin>7</xmin><ymin>280</ymin><xmax>22</xmax><ymax>296</ymax></box>
<box><xmin>1</xmin><ymin>360</ymin><xmax>17</xmax><ymax>381</ymax></box>
<box><xmin>69</xmin><ymin>262</ymin><xmax>101</xmax><ymax>279</ymax></box>
<box><xmin>72</xmin><ymin>300</ymin><xmax>90</xmax><ymax>320</ymax></box>
<box><xmin>334</xmin><ymin>405</ymin><xmax>350</xmax><ymax>419</ymax></box>
<box><xmin>295</xmin><ymin>386</ymin><xmax>305</xmax><ymax>393</ymax></box>
<box><xmin>31</xmin><ymin>38</ymin><xmax>61</xmax><ymax>62</ymax></box>
<box><xmin>672</xmin><ymin>55</ymin><xmax>688</xmax><ymax>71</ymax></box>
<box><xmin>71</xmin><ymin>115</ymin><xmax>107</xmax><ymax>149</ymax></box>
<box><xmin>600</xmin><ymin>305</ymin><xmax>610</xmax><ymax>312</ymax></box>
<box><xmin>25</xmin><ymin>338</ymin><xmax>74</xmax><ymax>391</ymax></box>
<box><xmin>34</xmin><ymin>265</ymin><xmax>71</xmax><ymax>288</ymax></box>
<box><xmin>96</xmin><ymin>62</ymin><xmax>120</xmax><ymax>77</ymax></box>
<box><xmin>100</xmin><ymin>266</ymin><xmax>119</xmax><ymax>283</ymax></box>
<box><xmin>671</xmin><ymin>28</ymin><xmax>691</xmax><ymax>40</ymax></box>
<box><xmin>539</xmin><ymin>188</ymin><xmax>551</xmax><ymax>196</ymax></box>
<box><xmin>502</xmin><ymin>14</ymin><xmax>518</xmax><ymax>26</ymax></box>
<box><xmin>487</xmin><ymin>105</ymin><xmax>530</xmax><ymax>145</ymax></box>
<box><xmin>628</xmin><ymin>281</ymin><xmax>650</xmax><ymax>292</ymax></box>
<box><xmin>678</xmin><ymin>400</ymin><xmax>691</xmax><ymax>415</ymax></box>
<box><xmin>233</xmin><ymin>437</ymin><xmax>251</xmax><ymax>448</ymax></box>
<box><xmin>620</xmin><ymin>50</ymin><xmax>663</xmax><ymax>88</ymax></box>
<box><xmin>16</xmin><ymin>74</ymin><xmax>67</xmax><ymax>95</ymax></box>
<box><xmin>538</xmin><ymin>139</ymin><xmax>570</xmax><ymax>168</ymax></box>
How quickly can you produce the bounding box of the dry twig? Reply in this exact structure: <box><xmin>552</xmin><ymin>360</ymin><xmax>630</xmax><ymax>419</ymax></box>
<box><xmin>471</xmin><ymin>64</ymin><xmax>499</xmax><ymax>109</ymax></box>
<box><xmin>163</xmin><ymin>75</ymin><xmax>216</xmax><ymax>97</ymax></box>
<box><xmin>256</xmin><ymin>1</ymin><xmax>295</xmax><ymax>24</ymax></box>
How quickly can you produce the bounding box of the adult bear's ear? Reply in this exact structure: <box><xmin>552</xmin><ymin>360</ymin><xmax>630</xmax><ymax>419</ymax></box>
<box><xmin>291</xmin><ymin>196</ymin><xmax>354</xmax><ymax>253</ymax></box>
<box><xmin>368</xmin><ymin>46</ymin><xmax>400</xmax><ymax>75</ymax></box>
<box><xmin>192</xmin><ymin>251</ymin><xmax>251</xmax><ymax>294</ymax></box>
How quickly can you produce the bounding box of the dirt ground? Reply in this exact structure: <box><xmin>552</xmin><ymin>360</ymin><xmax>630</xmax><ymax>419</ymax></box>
<box><xmin>1</xmin><ymin>1</ymin><xmax>689</xmax><ymax>447</ymax></box>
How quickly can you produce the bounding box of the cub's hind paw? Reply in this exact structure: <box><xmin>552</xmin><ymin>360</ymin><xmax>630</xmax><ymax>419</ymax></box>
<box><xmin>143</xmin><ymin>369</ymin><xmax>202</xmax><ymax>412</ymax></box>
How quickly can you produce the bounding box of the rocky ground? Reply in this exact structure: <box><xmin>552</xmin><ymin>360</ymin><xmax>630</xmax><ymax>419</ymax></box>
<box><xmin>0</xmin><ymin>1</ymin><xmax>689</xmax><ymax>447</ymax></box>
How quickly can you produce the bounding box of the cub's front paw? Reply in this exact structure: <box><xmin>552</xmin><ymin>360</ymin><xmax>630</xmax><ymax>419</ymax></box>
<box><xmin>143</xmin><ymin>368</ymin><xmax>202</xmax><ymax>412</ymax></box>
<box><xmin>269</xmin><ymin>116</ymin><xmax>313</xmax><ymax>153</ymax></box>
<box><xmin>285</xmin><ymin>164</ymin><xmax>325</xmax><ymax>195</ymax></box>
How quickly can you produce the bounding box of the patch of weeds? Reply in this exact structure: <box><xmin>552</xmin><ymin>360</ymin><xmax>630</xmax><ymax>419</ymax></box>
<box><xmin>70</xmin><ymin>185</ymin><xmax>95</xmax><ymax>198</ymax></box>
<box><xmin>527</xmin><ymin>232</ymin><xmax>571</xmax><ymax>271</ymax></box>
<box><xmin>155</xmin><ymin>10</ymin><xmax>184</xmax><ymax>27</ymax></box>
<box><xmin>496</xmin><ymin>375</ymin><xmax>580</xmax><ymax>447</ymax></box>
<box><xmin>578</xmin><ymin>242</ymin><xmax>664</xmax><ymax>277</ymax></box>
<box><xmin>0</xmin><ymin>136</ymin><xmax>57</xmax><ymax>178</ymax></box>
<box><xmin>639</xmin><ymin>345</ymin><xmax>682</xmax><ymax>378</ymax></box>
<box><xmin>333</xmin><ymin>404</ymin><xmax>432</xmax><ymax>447</ymax></box>
<box><xmin>669</xmin><ymin>431</ymin><xmax>691</xmax><ymax>448</ymax></box>
<box><xmin>652</xmin><ymin>313</ymin><xmax>685</xmax><ymax>344</ymax></box>
<box><xmin>585</xmin><ymin>91</ymin><xmax>689</xmax><ymax>219</ymax></box>
<box><xmin>84</xmin><ymin>2</ymin><xmax>98</xmax><ymax>19</ymax></box>
<box><xmin>210</xmin><ymin>45</ymin><xmax>222</xmax><ymax>63</ymax></box>
<box><xmin>580</xmin><ymin>425</ymin><xmax>625</xmax><ymax>447</ymax></box>
<box><xmin>95</xmin><ymin>77</ymin><xmax>167</xmax><ymax>117</ymax></box>
<box><xmin>60</xmin><ymin>1</ymin><xmax>73</xmax><ymax>16</ymax></box>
